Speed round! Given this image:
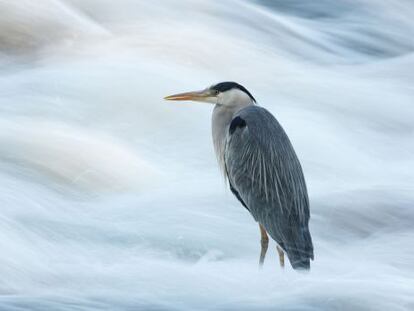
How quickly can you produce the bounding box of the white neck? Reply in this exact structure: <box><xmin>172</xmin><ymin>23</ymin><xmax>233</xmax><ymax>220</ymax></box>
<box><xmin>211</xmin><ymin>90</ymin><xmax>255</xmax><ymax>174</ymax></box>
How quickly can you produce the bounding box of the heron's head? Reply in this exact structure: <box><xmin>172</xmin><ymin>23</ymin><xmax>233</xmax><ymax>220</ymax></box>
<box><xmin>164</xmin><ymin>82</ymin><xmax>256</xmax><ymax>107</ymax></box>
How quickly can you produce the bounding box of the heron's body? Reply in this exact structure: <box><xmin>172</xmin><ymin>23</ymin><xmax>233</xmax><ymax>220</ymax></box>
<box><xmin>220</xmin><ymin>105</ymin><xmax>313</xmax><ymax>269</ymax></box>
<box><xmin>165</xmin><ymin>82</ymin><xmax>314</xmax><ymax>270</ymax></box>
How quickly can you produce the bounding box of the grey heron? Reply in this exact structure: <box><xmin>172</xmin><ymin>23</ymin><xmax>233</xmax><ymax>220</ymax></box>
<box><xmin>165</xmin><ymin>82</ymin><xmax>314</xmax><ymax>270</ymax></box>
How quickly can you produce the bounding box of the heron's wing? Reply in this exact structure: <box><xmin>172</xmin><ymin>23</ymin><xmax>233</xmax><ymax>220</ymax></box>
<box><xmin>224</xmin><ymin>105</ymin><xmax>313</xmax><ymax>268</ymax></box>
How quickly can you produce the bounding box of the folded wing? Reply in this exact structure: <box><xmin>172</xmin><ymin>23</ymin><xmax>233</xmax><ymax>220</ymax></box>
<box><xmin>224</xmin><ymin>105</ymin><xmax>314</xmax><ymax>269</ymax></box>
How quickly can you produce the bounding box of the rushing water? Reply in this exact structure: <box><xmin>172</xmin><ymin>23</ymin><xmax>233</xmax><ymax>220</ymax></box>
<box><xmin>0</xmin><ymin>0</ymin><xmax>413</xmax><ymax>310</ymax></box>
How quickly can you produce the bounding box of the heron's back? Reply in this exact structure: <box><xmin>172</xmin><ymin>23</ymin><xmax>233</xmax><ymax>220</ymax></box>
<box><xmin>224</xmin><ymin>105</ymin><xmax>314</xmax><ymax>269</ymax></box>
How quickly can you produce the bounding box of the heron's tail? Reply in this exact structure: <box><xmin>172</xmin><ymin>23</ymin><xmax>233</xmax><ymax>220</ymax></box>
<box><xmin>288</xmin><ymin>250</ymin><xmax>312</xmax><ymax>270</ymax></box>
<box><xmin>285</xmin><ymin>227</ymin><xmax>314</xmax><ymax>271</ymax></box>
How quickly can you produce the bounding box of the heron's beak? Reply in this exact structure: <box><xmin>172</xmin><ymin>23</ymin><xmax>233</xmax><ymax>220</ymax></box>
<box><xmin>164</xmin><ymin>89</ymin><xmax>215</xmax><ymax>103</ymax></box>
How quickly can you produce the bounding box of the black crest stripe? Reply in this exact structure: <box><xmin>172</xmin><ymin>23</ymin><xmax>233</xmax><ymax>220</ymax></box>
<box><xmin>211</xmin><ymin>82</ymin><xmax>256</xmax><ymax>102</ymax></box>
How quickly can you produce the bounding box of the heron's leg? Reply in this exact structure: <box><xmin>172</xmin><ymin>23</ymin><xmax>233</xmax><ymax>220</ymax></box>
<box><xmin>276</xmin><ymin>245</ymin><xmax>285</xmax><ymax>268</ymax></box>
<box><xmin>259</xmin><ymin>224</ymin><xmax>269</xmax><ymax>267</ymax></box>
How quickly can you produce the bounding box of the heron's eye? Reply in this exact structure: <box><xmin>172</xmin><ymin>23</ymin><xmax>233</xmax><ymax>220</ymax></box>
<box><xmin>213</xmin><ymin>90</ymin><xmax>219</xmax><ymax>96</ymax></box>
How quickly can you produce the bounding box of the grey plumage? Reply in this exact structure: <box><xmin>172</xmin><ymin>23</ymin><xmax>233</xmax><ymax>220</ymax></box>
<box><xmin>223</xmin><ymin>105</ymin><xmax>314</xmax><ymax>269</ymax></box>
